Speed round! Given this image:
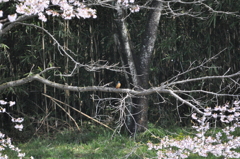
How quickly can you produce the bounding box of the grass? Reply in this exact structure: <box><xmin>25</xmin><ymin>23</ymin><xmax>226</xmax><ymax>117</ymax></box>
<box><xmin>3</xmin><ymin>125</ymin><xmax>156</xmax><ymax>159</ymax></box>
<box><xmin>2</xmin><ymin>124</ymin><xmax>240</xmax><ymax>159</ymax></box>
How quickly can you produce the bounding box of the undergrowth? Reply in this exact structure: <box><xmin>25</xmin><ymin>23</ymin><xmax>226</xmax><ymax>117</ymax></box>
<box><xmin>3</xmin><ymin>123</ymin><xmax>238</xmax><ymax>159</ymax></box>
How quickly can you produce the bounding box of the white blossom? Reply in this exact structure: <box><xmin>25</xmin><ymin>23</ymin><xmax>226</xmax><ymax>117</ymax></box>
<box><xmin>8</xmin><ymin>13</ymin><xmax>17</xmax><ymax>22</ymax></box>
<box><xmin>11</xmin><ymin>118</ymin><xmax>24</xmax><ymax>123</ymax></box>
<box><xmin>0</xmin><ymin>100</ymin><xmax>7</xmax><ymax>105</ymax></box>
<box><xmin>9</xmin><ymin>101</ymin><xmax>15</xmax><ymax>107</ymax></box>
<box><xmin>14</xmin><ymin>124</ymin><xmax>23</xmax><ymax>131</ymax></box>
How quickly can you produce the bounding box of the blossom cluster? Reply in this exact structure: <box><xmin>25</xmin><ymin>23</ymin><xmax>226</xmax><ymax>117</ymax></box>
<box><xmin>0</xmin><ymin>0</ymin><xmax>97</xmax><ymax>29</ymax></box>
<box><xmin>147</xmin><ymin>101</ymin><xmax>240</xmax><ymax>158</ymax></box>
<box><xmin>117</xmin><ymin>0</ymin><xmax>140</xmax><ymax>13</ymax></box>
<box><xmin>117</xmin><ymin>0</ymin><xmax>135</xmax><ymax>5</ymax></box>
<box><xmin>0</xmin><ymin>99</ymin><xmax>31</xmax><ymax>158</ymax></box>
<box><xmin>0</xmin><ymin>0</ymin><xmax>141</xmax><ymax>30</ymax></box>
<box><xmin>16</xmin><ymin>0</ymin><xmax>97</xmax><ymax>21</ymax></box>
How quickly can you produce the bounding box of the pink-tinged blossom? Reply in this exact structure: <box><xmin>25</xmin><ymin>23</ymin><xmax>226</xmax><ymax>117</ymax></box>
<box><xmin>35</xmin><ymin>0</ymin><xmax>50</xmax><ymax>12</ymax></box>
<box><xmin>118</xmin><ymin>0</ymin><xmax>130</xmax><ymax>6</ymax></box>
<box><xmin>227</xmin><ymin>107</ymin><xmax>236</xmax><ymax>112</ymax></box>
<box><xmin>204</xmin><ymin>111</ymin><xmax>211</xmax><ymax>116</ymax></box>
<box><xmin>14</xmin><ymin>124</ymin><xmax>23</xmax><ymax>131</ymax></box>
<box><xmin>16</xmin><ymin>4</ymin><xmax>30</xmax><ymax>15</ymax></box>
<box><xmin>0</xmin><ymin>0</ymin><xmax>9</xmax><ymax>2</ymax></box>
<box><xmin>204</xmin><ymin>107</ymin><xmax>211</xmax><ymax>112</ymax></box>
<box><xmin>230</xmin><ymin>125</ymin><xmax>236</xmax><ymax>132</ymax></box>
<box><xmin>46</xmin><ymin>10</ymin><xmax>59</xmax><ymax>16</ymax></box>
<box><xmin>59</xmin><ymin>1</ymin><xmax>73</xmax><ymax>11</ymax></box>
<box><xmin>220</xmin><ymin>115</ymin><xmax>226</xmax><ymax>122</ymax></box>
<box><xmin>227</xmin><ymin>135</ymin><xmax>233</xmax><ymax>140</ymax></box>
<box><xmin>227</xmin><ymin>114</ymin><xmax>234</xmax><ymax>122</ymax></box>
<box><xmin>38</xmin><ymin>12</ymin><xmax>47</xmax><ymax>22</ymax></box>
<box><xmin>212</xmin><ymin>113</ymin><xmax>218</xmax><ymax>118</ymax></box>
<box><xmin>199</xmin><ymin>116</ymin><xmax>206</xmax><ymax>123</ymax></box>
<box><xmin>0</xmin><ymin>100</ymin><xmax>7</xmax><ymax>105</ymax></box>
<box><xmin>8</xmin><ymin>13</ymin><xmax>17</xmax><ymax>22</ymax></box>
<box><xmin>223</xmin><ymin>127</ymin><xmax>230</xmax><ymax>136</ymax></box>
<box><xmin>0</xmin><ymin>23</ymin><xmax>2</xmax><ymax>30</ymax></box>
<box><xmin>233</xmin><ymin>100</ymin><xmax>240</xmax><ymax>106</ymax></box>
<box><xmin>11</xmin><ymin>118</ymin><xmax>24</xmax><ymax>123</ymax></box>
<box><xmin>224</xmin><ymin>103</ymin><xmax>229</xmax><ymax>108</ymax></box>
<box><xmin>214</xmin><ymin>105</ymin><xmax>220</xmax><ymax>111</ymax></box>
<box><xmin>51</xmin><ymin>0</ymin><xmax>60</xmax><ymax>5</ymax></box>
<box><xmin>16</xmin><ymin>0</ymin><xmax>49</xmax><ymax>20</ymax></box>
<box><xmin>15</xmin><ymin>0</ymin><xmax>97</xmax><ymax>21</ymax></box>
<box><xmin>205</xmin><ymin>136</ymin><xmax>216</xmax><ymax>143</ymax></box>
<box><xmin>147</xmin><ymin>142</ymin><xmax>153</xmax><ymax>150</ymax></box>
<box><xmin>191</xmin><ymin>113</ymin><xmax>197</xmax><ymax>120</ymax></box>
<box><xmin>130</xmin><ymin>5</ymin><xmax>140</xmax><ymax>13</ymax></box>
<box><xmin>9</xmin><ymin>101</ymin><xmax>15</xmax><ymax>107</ymax></box>
<box><xmin>234</xmin><ymin>112</ymin><xmax>240</xmax><ymax>117</ymax></box>
<box><xmin>196</xmin><ymin>132</ymin><xmax>204</xmax><ymax>137</ymax></box>
<box><xmin>221</xmin><ymin>106</ymin><xmax>227</xmax><ymax>111</ymax></box>
<box><xmin>18</xmin><ymin>152</ymin><xmax>25</xmax><ymax>158</ymax></box>
<box><xmin>73</xmin><ymin>1</ymin><xmax>84</xmax><ymax>7</ymax></box>
<box><xmin>0</xmin><ymin>10</ymin><xmax>3</xmax><ymax>17</ymax></box>
<box><xmin>216</xmin><ymin>132</ymin><xmax>222</xmax><ymax>140</ymax></box>
<box><xmin>75</xmin><ymin>8</ymin><xmax>96</xmax><ymax>19</ymax></box>
<box><xmin>192</xmin><ymin>125</ymin><xmax>199</xmax><ymax>130</ymax></box>
<box><xmin>0</xmin><ymin>132</ymin><xmax>5</xmax><ymax>138</ymax></box>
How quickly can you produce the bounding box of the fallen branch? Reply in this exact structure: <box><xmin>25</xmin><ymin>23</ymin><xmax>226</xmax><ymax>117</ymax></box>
<box><xmin>42</xmin><ymin>93</ymin><xmax>114</xmax><ymax>131</ymax></box>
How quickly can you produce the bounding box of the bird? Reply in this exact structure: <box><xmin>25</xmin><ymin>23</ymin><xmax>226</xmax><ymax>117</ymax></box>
<box><xmin>116</xmin><ymin>81</ymin><xmax>121</xmax><ymax>89</ymax></box>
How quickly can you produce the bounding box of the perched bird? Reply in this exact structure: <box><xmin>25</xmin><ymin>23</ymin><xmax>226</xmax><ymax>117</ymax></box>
<box><xmin>116</xmin><ymin>81</ymin><xmax>121</xmax><ymax>89</ymax></box>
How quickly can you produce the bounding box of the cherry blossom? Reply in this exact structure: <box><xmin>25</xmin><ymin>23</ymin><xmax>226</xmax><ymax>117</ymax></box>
<box><xmin>14</xmin><ymin>0</ymin><xmax>97</xmax><ymax>22</ymax></box>
<box><xmin>0</xmin><ymin>99</ymin><xmax>29</xmax><ymax>158</ymax></box>
<box><xmin>147</xmin><ymin>101</ymin><xmax>240</xmax><ymax>158</ymax></box>
<box><xmin>12</xmin><ymin>118</ymin><xmax>24</xmax><ymax>123</ymax></box>
<box><xmin>130</xmin><ymin>5</ymin><xmax>140</xmax><ymax>13</ymax></box>
<box><xmin>0</xmin><ymin>100</ymin><xmax>7</xmax><ymax>105</ymax></box>
<box><xmin>9</xmin><ymin>101</ymin><xmax>16</xmax><ymax>107</ymax></box>
<box><xmin>8</xmin><ymin>13</ymin><xmax>17</xmax><ymax>22</ymax></box>
<box><xmin>0</xmin><ymin>0</ymin><xmax>9</xmax><ymax>2</ymax></box>
<box><xmin>14</xmin><ymin>124</ymin><xmax>24</xmax><ymax>131</ymax></box>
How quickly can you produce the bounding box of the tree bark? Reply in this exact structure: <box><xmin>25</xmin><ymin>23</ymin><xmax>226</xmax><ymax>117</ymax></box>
<box><xmin>132</xmin><ymin>1</ymin><xmax>163</xmax><ymax>133</ymax></box>
<box><xmin>115</xmin><ymin>3</ymin><xmax>140</xmax><ymax>86</ymax></box>
<box><xmin>115</xmin><ymin>0</ymin><xmax>163</xmax><ymax>133</ymax></box>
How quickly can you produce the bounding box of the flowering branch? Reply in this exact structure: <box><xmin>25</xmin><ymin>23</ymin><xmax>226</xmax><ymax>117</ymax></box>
<box><xmin>147</xmin><ymin>101</ymin><xmax>240</xmax><ymax>158</ymax></box>
<box><xmin>0</xmin><ymin>99</ymin><xmax>30</xmax><ymax>159</ymax></box>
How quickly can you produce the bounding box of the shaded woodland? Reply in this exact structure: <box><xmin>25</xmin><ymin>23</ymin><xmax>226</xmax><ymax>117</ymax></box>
<box><xmin>1</xmin><ymin>0</ymin><xmax>240</xmax><ymax>136</ymax></box>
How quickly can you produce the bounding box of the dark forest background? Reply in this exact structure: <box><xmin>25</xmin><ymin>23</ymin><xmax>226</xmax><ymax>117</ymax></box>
<box><xmin>1</xmin><ymin>1</ymin><xmax>240</xmax><ymax>138</ymax></box>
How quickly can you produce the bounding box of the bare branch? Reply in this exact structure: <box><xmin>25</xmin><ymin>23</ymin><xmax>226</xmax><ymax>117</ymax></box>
<box><xmin>174</xmin><ymin>89</ymin><xmax>240</xmax><ymax>98</ymax></box>
<box><xmin>167</xmin><ymin>71</ymin><xmax>240</xmax><ymax>87</ymax></box>
<box><xmin>0</xmin><ymin>15</ymin><xmax>37</xmax><ymax>36</ymax></box>
<box><xmin>168</xmin><ymin>90</ymin><xmax>204</xmax><ymax>114</ymax></box>
<box><xmin>163</xmin><ymin>48</ymin><xmax>227</xmax><ymax>85</ymax></box>
<box><xmin>43</xmin><ymin>93</ymin><xmax>114</xmax><ymax>131</ymax></box>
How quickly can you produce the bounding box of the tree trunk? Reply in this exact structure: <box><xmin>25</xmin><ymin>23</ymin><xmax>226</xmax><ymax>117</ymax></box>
<box><xmin>115</xmin><ymin>0</ymin><xmax>163</xmax><ymax>133</ymax></box>
<box><xmin>133</xmin><ymin>1</ymin><xmax>163</xmax><ymax>132</ymax></box>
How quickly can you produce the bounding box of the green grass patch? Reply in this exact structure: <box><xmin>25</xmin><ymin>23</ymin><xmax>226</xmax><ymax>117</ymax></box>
<box><xmin>4</xmin><ymin>127</ymin><xmax>156</xmax><ymax>159</ymax></box>
<box><xmin>2</xmin><ymin>124</ymin><xmax>240</xmax><ymax>159</ymax></box>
